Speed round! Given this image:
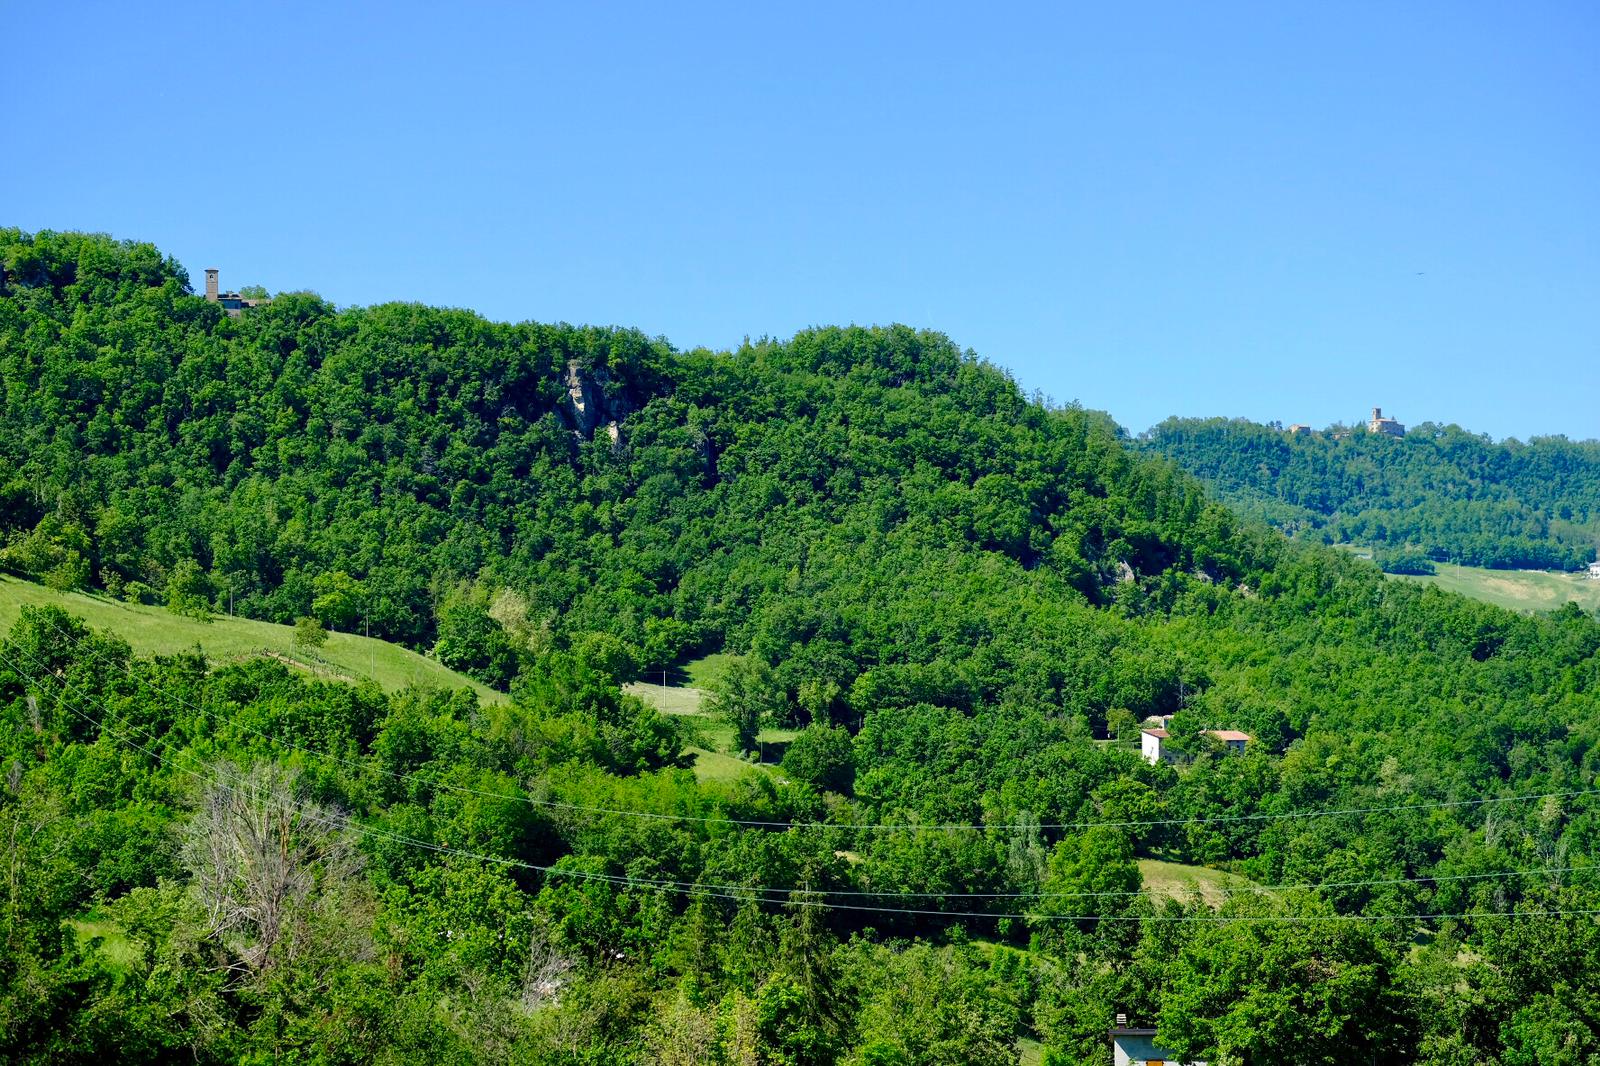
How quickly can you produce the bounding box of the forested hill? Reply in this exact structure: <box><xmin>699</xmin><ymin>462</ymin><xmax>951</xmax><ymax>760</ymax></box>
<box><xmin>0</xmin><ymin>228</ymin><xmax>1265</xmax><ymax>688</ymax></box>
<box><xmin>1142</xmin><ymin>415</ymin><xmax>1600</xmax><ymax>571</ymax></box>
<box><xmin>7</xmin><ymin>230</ymin><xmax>1600</xmax><ymax>1063</ymax></box>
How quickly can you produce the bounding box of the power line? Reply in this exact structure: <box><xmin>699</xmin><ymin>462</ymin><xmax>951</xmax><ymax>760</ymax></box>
<box><xmin>26</xmin><ymin>667</ymin><xmax>1600</xmax><ymax>922</ymax></box>
<box><xmin>34</xmin><ymin>694</ymin><xmax>1600</xmax><ymax>924</ymax></box>
<box><xmin>5</xmin><ymin>640</ymin><xmax>1599</xmax><ymax>921</ymax></box>
<box><xmin>17</xmin><ymin>612</ymin><xmax>1600</xmax><ymax>835</ymax></box>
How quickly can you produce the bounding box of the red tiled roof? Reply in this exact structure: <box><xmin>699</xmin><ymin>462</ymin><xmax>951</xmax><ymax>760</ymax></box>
<box><xmin>1205</xmin><ymin>729</ymin><xmax>1251</xmax><ymax>742</ymax></box>
<box><xmin>1141</xmin><ymin>728</ymin><xmax>1169</xmax><ymax>739</ymax></box>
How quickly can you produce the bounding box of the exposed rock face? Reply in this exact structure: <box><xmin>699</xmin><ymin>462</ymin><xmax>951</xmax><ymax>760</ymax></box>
<box><xmin>690</xmin><ymin>423</ymin><xmax>717</xmax><ymax>482</ymax></box>
<box><xmin>563</xmin><ymin>359</ymin><xmax>633</xmax><ymax>447</ymax></box>
<box><xmin>564</xmin><ymin>359</ymin><xmax>603</xmax><ymax>437</ymax></box>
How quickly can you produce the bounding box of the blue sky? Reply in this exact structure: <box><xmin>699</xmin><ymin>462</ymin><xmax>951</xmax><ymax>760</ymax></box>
<box><xmin>6</xmin><ymin>1</ymin><xmax>1596</xmax><ymax>440</ymax></box>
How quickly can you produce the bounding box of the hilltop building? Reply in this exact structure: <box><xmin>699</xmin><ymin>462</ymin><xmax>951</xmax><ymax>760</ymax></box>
<box><xmin>1368</xmin><ymin>407</ymin><xmax>1405</xmax><ymax>437</ymax></box>
<box><xmin>1287</xmin><ymin>423</ymin><xmax>1312</xmax><ymax>435</ymax></box>
<box><xmin>203</xmin><ymin>268</ymin><xmax>269</xmax><ymax>318</ymax></box>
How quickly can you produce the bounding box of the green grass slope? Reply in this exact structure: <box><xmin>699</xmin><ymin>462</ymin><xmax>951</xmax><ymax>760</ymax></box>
<box><xmin>1137</xmin><ymin>859</ymin><xmax>1260</xmax><ymax>907</ymax></box>
<box><xmin>1390</xmin><ymin>561</ymin><xmax>1600</xmax><ymax>615</ymax></box>
<box><xmin>0</xmin><ymin>574</ymin><xmax>503</xmax><ymax>702</ymax></box>
<box><xmin>624</xmin><ymin>657</ymin><xmax>800</xmax><ymax>783</ymax></box>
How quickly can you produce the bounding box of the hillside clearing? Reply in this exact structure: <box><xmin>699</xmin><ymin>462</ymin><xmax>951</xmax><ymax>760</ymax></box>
<box><xmin>1138</xmin><ymin>859</ymin><xmax>1259</xmax><ymax>906</ymax></box>
<box><xmin>0</xmin><ymin>574</ymin><xmax>503</xmax><ymax>702</ymax></box>
<box><xmin>1390</xmin><ymin>561</ymin><xmax>1600</xmax><ymax>615</ymax></box>
<box><xmin>624</xmin><ymin>658</ymin><xmax>798</xmax><ymax>783</ymax></box>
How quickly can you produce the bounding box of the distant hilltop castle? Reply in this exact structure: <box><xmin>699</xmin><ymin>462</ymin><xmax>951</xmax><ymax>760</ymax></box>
<box><xmin>1368</xmin><ymin>407</ymin><xmax>1405</xmax><ymax>437</ymax></box>
<box><xmin>203</xmin><ymin>268</ymin><xmax>269</xmax><ymax>317</ymax></box>
<box><xmin>1281</xmin><ymin>409</ymin><xmax>1406</xmax><ymax>438</ymax></box>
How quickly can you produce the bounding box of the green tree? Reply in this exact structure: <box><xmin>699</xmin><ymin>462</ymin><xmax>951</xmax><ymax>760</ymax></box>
<box><xmin>1156</xmin><ymin>897</ymin><xmax>1410</xmax><ymax>1065</ymax></box>
<box><xmin>434</xmin><ymin>593</ymin><xmax>518</xmax><ymax>688</ymax></box>
<box><xmin>165</xmin><ymin>559</ymin><xmax>213</xmax><ymax>619</ymax></box>
<box><xmin>1034</xmin><ymin>826</ymin><xmax>1143</xmax><ymax>945</ymax></box>
<box><xmin>706</xmin><ymin>655</ymin><xmax>787</xmax><ymax>754</ymax></box>
<box><xmin>780</xmin><ymin>724</ymin><xmax>855</xmax><ymax>793</ymax></box>
<box><xmin>311</xmin><ymin>569</ymin><xmax>365</xmax><ymax>631</ymax></box>
<box><xmin>293</xmin><ymin>615</ymin><xmax>328</xmax><ymax>652</ymax></box>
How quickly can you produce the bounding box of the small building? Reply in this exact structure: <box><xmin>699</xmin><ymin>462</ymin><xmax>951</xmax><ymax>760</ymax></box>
<box><xmin>1588</xmin><ymin>561</ymin><xmax>1600</xmax><ymax>580</ymax></box>
<box><xmin>1287</xmin><ymin>423</ymin><xmax>1312</xmax><ymax>435</ymax></box>
<box><xmin>1141</xmin><ymin>726</ymin><xmax>1251</xmax><ymax>765</ymax></box>
<box><xmin>1112</xmin><ymin>1016</ymin><xmax>1203</xmax><ymax>1066</ymax></box>
<box><xmin>1367</xmin><ymin>406</ymin><xmax>1405</xmax><ymax>437</ymax></box>
<box><xmin>1205</xmin><ymin>729</ymin><xmax>1250</xmax><ymax>753</ymax></box>
<box><xmin>1140</xmin><ymin>728</ymin><xmax>1169</xmax><ymax>766</ymax></box>
<box><xmin>203</xmin><ymin>268</ymin><xmax>270</xmax><ymax>318</ymax></box>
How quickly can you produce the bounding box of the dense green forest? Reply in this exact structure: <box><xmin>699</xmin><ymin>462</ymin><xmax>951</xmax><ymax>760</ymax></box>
<box><xmin>4</xmin><ymin>230</ymin><xmax>1600</xmax><ymax>1063</ymax></box>
<box><xmin>1142</xmin><ymin>416</ymin><xmax>1600</xmax><ymax>571</ymax></box>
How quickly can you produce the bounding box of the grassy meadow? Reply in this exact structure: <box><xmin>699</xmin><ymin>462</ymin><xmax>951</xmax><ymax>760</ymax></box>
<box><xmin>0</xmin><ymin>573</ymin><xmax>503</xmax><ymax>702</ymax></box>
<box><xmin>1390</xmin><ymin>561</ymin><xmax>1600</xmax><ymax>615</ymax></box>
<box><xmin>625</xmin><ymin>655</ymin><xmax>800</xmax><ymax>783</ymax></box>
<box><xmin>1137</xmin><ymin>858</ymin><xmax>1260</xmax><ymax>906</ymax></box>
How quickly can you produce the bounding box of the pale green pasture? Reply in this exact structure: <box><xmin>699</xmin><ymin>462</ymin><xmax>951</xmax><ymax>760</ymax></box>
<box><xmin>1392</xmin><ymin>561</ymin><xmax>1600</xmax><ymax>614</ymax></box>
<box><xmin>0</xmin><ymin>574</ymin><xmax>502</xmax><ymax>702</ymax></box>
<box><xmin>1137</xmin><ymin>858</ymin><xmax>1258</xmax><ymax>907</ymax></box>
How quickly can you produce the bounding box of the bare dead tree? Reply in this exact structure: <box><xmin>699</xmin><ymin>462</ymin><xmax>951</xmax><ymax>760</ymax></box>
<box><xmin>520</xmin><ymin>925</ymin><xmax>575</xmax><ymax>1013</ymax></box>
<box><xmin>181</xmin><ymin>761</ymin><xmax>366</xmax><ymax>979</ymax></box>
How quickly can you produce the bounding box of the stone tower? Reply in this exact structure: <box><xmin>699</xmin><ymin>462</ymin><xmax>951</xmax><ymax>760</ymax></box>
<box><xmin>1368</xmin><ymin>406</ymin><xmax>1406</xmax><ymax>437</ymax></box>
<box><xmin>204</xmin><ymin>268</ymin><xmax>219</xmax><ymax>302</ymax></box>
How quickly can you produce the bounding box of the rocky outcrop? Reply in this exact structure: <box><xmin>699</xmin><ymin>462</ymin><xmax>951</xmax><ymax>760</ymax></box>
<box><xmin>563</xmin><ymin>359</ymin><xmax>602</xmax><ymax>436</ymax></box>
<box><xmin>562</xmin><ymin>359</ymin><xmax>632</xmax><ymax>448</ymax></box>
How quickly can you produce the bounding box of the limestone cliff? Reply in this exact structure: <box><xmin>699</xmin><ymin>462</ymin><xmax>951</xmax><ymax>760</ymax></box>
<box><xmin>562</xmin><ymin>359</ymin><xmax>632</xmax><ymax>446</ymax></box>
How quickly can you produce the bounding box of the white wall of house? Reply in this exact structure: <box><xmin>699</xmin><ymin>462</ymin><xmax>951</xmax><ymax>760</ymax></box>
<box><xmin>1140</xmin><ymin>731</ymin><xmax>1164</xmax><ymax>765</ymax></box>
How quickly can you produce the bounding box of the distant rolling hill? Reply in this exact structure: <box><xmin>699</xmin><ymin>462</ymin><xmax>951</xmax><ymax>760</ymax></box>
<box><xmin>1143</xmin><ymin>416</ymin><xmax>1600</xmax><ymax>573</ymax></box>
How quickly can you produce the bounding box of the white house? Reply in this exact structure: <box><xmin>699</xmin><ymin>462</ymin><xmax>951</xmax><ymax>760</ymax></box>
<box><xmin>1140</xmin><ymin>728</ymin><xmax>1170</xmax><ymax>766</ymax></box>
<box><xmin>1112</xmin><ymin>1017</ymin><xmax>1205</xmax><ymax>1065</ymax></box>
<box><xmin>1141</xmin><ymin>727</ymin><xmax>1251</xmax><ymax>765</ymax></box>
<box><xmin>1588</xmin><ymin>561</ymin><xmax>1600</xmax><ymax>580</ymax></box>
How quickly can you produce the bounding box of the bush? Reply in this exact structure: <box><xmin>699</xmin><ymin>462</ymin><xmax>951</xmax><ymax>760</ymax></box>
<box><xmin>43</xmin><ymin>551</ymin><xmax>90</xmax><ymax>590</ymax></box>
<box><xmin>293</xmin><ymin>616</ymin><xmax>329</xmax><ymax>652</ymax></box>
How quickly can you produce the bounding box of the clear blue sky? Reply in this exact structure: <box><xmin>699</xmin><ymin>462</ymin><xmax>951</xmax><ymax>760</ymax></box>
<box><xmin>6</xmin><ymin>1</ymin><xmax>1597</xmax><ymax>440</ymax></box>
